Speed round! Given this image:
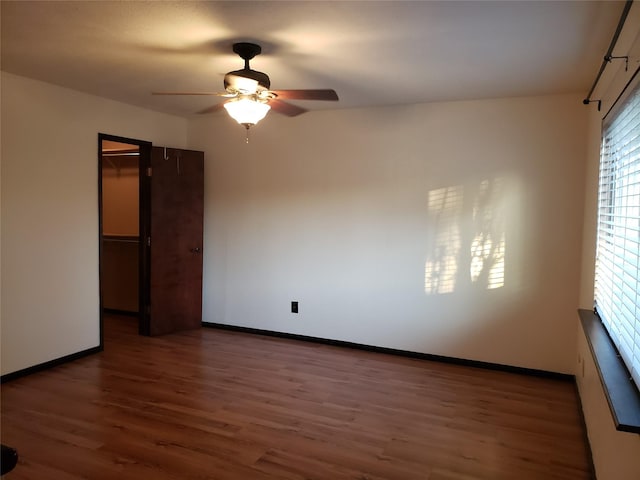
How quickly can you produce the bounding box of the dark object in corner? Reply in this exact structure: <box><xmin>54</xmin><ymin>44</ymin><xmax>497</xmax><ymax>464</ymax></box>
<box><xmin>1</xmin><ymin>444</ymin><xmax>18</xmax><ymax>475</ymax></box>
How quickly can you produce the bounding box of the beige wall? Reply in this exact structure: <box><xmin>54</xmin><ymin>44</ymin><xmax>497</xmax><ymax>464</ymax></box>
<box><xmin>189</xmin><ymin>92</ymin><xmax>587</xmax><ymax>374</ymax></box>
<box><xmin>102</xmin><ymin>155</ymin><xmax>139</xmax><ymax>236</ymax></box>
<box><xmin>0</xmin><ymin>72</ymin><xmax>187</xmax><ymax>375</ymax></box>
<box><xmin>102</xmin><ymin>239</ymin><xmax>139</xmax><ymax>312</ymax></box>
<box><xmin>576</xmin><ymin>4</ymin><xmax>640</xmax><ymax>478</ymax></box>
<box><xmin>101</xmin><ymin>153</ymin><xmax>139</xmax><ymax>312</ymax></box>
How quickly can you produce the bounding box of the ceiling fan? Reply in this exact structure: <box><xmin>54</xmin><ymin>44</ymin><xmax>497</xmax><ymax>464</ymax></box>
<box><xmin>153</xmin><ymin>42</ymin><xmax>339</xmax><ymax>129</ymax></box>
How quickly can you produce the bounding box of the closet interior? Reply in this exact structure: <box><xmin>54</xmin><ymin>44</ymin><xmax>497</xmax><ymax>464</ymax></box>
<box><xmin>101</xmin><ymin>140</ymin><xmax>140</xmax><ymax>315</ymax></box>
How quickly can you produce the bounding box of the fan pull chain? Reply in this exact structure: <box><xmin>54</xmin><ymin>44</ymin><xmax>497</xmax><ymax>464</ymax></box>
<box><xmin>245</xmin><ymin>125</ymin><xmax>250</xmax><ymax>144</ymax></box>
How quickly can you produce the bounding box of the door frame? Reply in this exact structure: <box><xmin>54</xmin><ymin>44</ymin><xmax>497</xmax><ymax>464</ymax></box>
<box><xmin>98</xmin><ymin>133</ymin><xmax>152</xmax><ymax>345</ymax></box>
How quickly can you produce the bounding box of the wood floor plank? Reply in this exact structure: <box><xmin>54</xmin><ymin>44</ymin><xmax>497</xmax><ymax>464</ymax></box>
<box><xmin>1</xmin><ymin>315</ymin><xmax>592</xmax><ymax>479</ymax></box>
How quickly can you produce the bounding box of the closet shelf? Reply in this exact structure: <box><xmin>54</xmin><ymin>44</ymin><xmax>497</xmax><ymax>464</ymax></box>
<box><xmin>103</xmin><ymin>234</ymin><xmax>139</xmax><ymax>243</ymax></box>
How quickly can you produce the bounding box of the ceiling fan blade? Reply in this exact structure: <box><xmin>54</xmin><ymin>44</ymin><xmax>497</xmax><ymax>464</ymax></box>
<box><xmin>268</xmin><ymin>99</ymin><xmax>308</xmax><ymax>117</ymax></box>
<box><xmin>152</xmin><ymin>91</ymin><xmax>233</xmax><ymax>96</ymax></box>
<box><xmin>271</xmin><ymin>89</ymin><xmax>339</xmax><ymax>101</ymax></box>
<box><xmin>197</xmin><ymin>103</ymin><xmax>226</xmax><ymax>115</ymax></box>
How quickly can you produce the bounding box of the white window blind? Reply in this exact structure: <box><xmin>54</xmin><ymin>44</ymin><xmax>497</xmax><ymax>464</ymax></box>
<box><xmin>595</xmin><ymin>76</ymin><xmax>640</xmax><ymax>389</ymax></box>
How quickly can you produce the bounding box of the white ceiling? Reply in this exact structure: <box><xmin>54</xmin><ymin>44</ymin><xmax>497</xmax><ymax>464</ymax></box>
<box><xmin>0</xmin><ymin>1</ymin><xmax>625</xmax><ymax>117</ymax></box>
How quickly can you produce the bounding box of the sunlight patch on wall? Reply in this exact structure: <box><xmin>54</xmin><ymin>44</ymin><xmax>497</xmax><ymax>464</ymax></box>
<box><xmin>424</xmin><ymin>186</ymin><xmax>463</xmax><ymax>294</ymax></box>
<box><xmin>425</xmin><ymin>178</ymin><xmax>506</xmax><ymax>294</ymax></box>
<box><xmin>470</xmin><ymin>179</ymin><xmax>506</xmax><ymax>290</ymax></box>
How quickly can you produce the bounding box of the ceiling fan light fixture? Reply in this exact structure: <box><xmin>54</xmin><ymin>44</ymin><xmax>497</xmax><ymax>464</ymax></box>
<box><xmin>223</xmin><ymin>96</ymin><xmax>271</xmax><ymax>128</ymax></box>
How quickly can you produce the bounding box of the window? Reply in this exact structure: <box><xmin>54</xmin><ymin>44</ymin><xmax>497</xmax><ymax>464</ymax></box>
<box><xmin>595</xmin><ymin>75</ymin><xmax>640</xmax><ymax>389</ymax></box>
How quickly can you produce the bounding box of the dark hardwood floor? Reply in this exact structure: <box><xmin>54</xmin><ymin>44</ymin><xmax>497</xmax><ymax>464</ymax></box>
<box><xmin>1</xmin><ymin>315</ymin><xmax>592</xmax><ymax>479</ymax></box>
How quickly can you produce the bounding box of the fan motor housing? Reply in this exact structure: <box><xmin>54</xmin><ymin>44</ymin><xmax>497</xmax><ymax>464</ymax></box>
<box><xmin>224</xmin><ymin>69</ymin><xmax>271</xmax><ymax>91</ymax></box>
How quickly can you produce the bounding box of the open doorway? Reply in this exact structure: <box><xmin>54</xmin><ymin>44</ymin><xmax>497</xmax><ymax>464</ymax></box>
<box><xmin>98</xmin><ymin>134</ymin><xmax>204</xmax><ymax>344</ymax></box>
<box><xmin>98</xmin><ymin>134</ymin><xmax>151</xmax><ymax>344</ymax></box>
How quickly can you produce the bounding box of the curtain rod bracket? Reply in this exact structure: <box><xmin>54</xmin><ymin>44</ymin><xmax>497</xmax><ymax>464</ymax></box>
<box><xmin>583</xmin><ymin>99</ymin><xmax>602</xmax><ymax>111</ymax></box>
<box><xmin>604</xmin><ymin>54</ymin><xmax>629</xmax><ymax>72</ymax></box>
<box><xmin>583</xmin><ymin>1</ymin><xmax>633</xmax><ymax>109</ymax></box>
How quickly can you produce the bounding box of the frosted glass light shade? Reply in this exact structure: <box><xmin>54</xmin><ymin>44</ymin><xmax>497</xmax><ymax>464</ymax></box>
<box><xmin>224</xmin><ymin>98</ymin><xmax>270</xmax><ymax>126</ymax></box>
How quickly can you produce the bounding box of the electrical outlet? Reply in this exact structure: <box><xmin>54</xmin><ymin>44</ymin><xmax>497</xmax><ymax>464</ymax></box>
<box><xmin>577</xmin><ymin>354</ymin><xmax>584</xmax><ymax>378</ymax></box>
<box><xmin>578</xmin><ymin>353</ymin><xmax>584</xmax><ymax>378</ymax></box>
<box><xmin>291</xmin><ymin>301</ymin><xmax>298</xmax><ymax>314</ymax></box>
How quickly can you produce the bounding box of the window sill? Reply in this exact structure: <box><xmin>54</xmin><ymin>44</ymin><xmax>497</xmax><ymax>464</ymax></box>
<box><xmin>579</xmin><ymin>309</ymin><xmax>640</xmax><ymax>434</ymax></box>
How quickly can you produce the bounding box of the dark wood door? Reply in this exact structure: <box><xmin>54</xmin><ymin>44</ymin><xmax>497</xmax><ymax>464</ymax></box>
<box><xmin>146</xmin><ymin>147</ymin><xmax>204</xmax><ymax>336</ymax></box>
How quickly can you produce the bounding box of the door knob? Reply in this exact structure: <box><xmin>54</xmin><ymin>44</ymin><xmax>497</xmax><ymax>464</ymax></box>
<box><xmin>190</xmin><ymin>247</ymin><xmax>201</xmax><ymax>254</ymax></box>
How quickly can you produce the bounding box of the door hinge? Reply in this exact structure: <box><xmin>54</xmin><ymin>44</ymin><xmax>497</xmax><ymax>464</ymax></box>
<box><xmin>146</xmin><ymin>167</ymin><xmax>152</xmax><ymax>177</ymax></box>
<box><xmin>147</xmin><ymin>237</ymin><xmax>151</xmax><ymax>247</ymax></box>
